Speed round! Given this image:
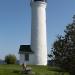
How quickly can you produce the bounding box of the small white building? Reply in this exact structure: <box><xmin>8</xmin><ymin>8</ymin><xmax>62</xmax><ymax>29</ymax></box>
<box><xmin>19</xmin><ymin>45</ymin><xmax>34</xmax><ymax>65</ymax></box>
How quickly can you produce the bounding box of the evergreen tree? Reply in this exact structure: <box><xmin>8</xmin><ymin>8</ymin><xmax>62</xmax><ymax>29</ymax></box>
<box><xmin>50</xmin><ymin>15</ymin><xmax>75</xmax><ymax>75</ymax></box>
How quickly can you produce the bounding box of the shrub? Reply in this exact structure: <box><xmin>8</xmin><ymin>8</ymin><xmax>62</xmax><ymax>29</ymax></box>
<box><xmin>5</xmin><ymin>54</ymin><xmax>16</xmax><ymax>64</ymax></box>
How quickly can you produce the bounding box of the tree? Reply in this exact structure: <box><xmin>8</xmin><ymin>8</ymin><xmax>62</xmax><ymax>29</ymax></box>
<box><xmin>49</xmin><ymin>15</ymin><xmax>75</xmax><ymax>75</ymax></box>
<box><xmin>5</xmin><ymin>54</ymin><xmax>16</xmax><ymax>64</ymax></box>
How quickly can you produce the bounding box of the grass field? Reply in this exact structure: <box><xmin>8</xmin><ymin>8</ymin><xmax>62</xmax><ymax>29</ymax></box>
<box><xmin>0</xmin><ymin>64</ymin><xmax>69</xmax><ymax>75</ymax></box>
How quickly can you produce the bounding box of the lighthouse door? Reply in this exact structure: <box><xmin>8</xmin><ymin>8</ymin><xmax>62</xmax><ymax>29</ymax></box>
<box><xmin>25</xmin><ymin>54</ymin><xmax>29</xmax><ymax>61</ymax></box>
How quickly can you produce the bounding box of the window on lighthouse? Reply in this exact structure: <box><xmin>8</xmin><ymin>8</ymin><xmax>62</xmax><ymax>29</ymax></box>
<box><xmin>34</xmin><ymin>0</ymin><xmax>47</xmax><ymax>2</ymax></box>
<box><xmin>25</xmin><ymin>54</ymin><xmax>29</xmax><ymax>61</ymax></box>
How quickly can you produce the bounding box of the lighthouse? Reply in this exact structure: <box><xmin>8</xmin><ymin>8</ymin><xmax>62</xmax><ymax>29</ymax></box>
<box><xmin>31</xmin><ymin>0</ymin><xmax>47</xmax><ymax>65</ymax></box>
<box><xmin>19</xmin><ymin>0</ymin><xmax>47</xmax><ymax>65</ymax></box>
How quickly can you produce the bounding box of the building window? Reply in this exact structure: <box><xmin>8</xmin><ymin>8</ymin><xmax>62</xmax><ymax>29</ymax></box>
<box><xmin>25</xmin><ymin>54</ymin><xmax>29</xmax><ymax>61</ymax></box>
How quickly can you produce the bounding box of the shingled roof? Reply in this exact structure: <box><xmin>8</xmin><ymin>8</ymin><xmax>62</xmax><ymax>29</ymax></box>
<box><xmin>19</xmin><ymin>45</ymin><xmax>33</xmax><ymax>54</ymax></box>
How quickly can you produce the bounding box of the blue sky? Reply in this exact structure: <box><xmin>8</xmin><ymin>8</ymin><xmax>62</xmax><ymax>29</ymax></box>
<box><xmin>0</xmin><ymin>0</ymin><xmax>75</xmax><ymax>60</ymax></box>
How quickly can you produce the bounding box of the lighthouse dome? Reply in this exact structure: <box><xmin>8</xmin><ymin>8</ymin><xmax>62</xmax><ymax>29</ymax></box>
<box><xmin>34</xmin><ymin>0</ymin><xmax>47</xmax><ymax>2</ymax></box>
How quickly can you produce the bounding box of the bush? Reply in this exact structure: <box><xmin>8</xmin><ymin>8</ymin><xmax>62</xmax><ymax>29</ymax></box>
<box><xmin>5</xmin><ymin>54</ymin><xmax>16</xmax><ymax>64</ymax></box>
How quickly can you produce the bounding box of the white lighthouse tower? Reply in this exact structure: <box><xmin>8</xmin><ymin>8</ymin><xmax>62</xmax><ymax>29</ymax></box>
<box><xmin>31</xmin><ymin>0</ymin><xmax>47</xmax><ymax>65</ymax></box>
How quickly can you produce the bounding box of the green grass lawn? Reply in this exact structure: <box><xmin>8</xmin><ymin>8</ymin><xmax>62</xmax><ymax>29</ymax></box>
<box><xmin>0</xmin><ymin>64</ymin><xmax>69</xmax><ymax>75</ymax></box>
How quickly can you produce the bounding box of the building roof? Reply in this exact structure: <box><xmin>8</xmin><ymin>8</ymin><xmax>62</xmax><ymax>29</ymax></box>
<box><xmin>19</xmin><ymin>45</ymin><xmax>33</xmax><ymax>54</ymax></box>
